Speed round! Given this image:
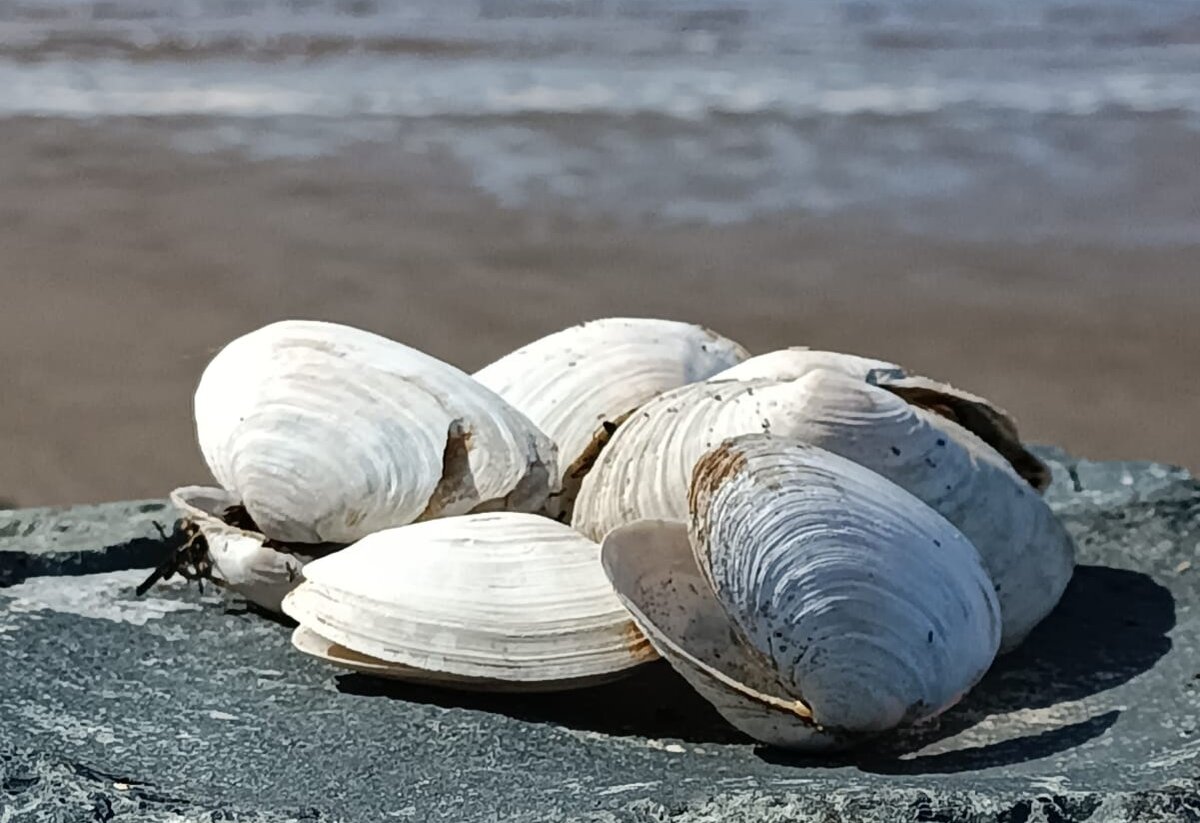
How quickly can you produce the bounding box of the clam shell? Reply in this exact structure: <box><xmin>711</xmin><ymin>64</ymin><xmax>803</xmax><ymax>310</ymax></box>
<box><xmin>282</xmin><ymin>512</ymin><xmax>656</xmax><ymax>690</ymax></box>
<box><xmin>169</xmin><ymin>485</ymin><xmax>335</xmax><ymax>612</ymax></box>
<box><xmin>575</xmin><ymin>369</ymin><xmax>1073</xmax><ymax>650</ymax></box>
<box><xmin>474</xmin><ymin>318</ymin><xmax>749</xmax><ymax>518</ymax></box>
<box><xmin>714</xmin><ymin>347</ymin><xmax>905</xmax><ymax>384</ymax></box>
<box><xmin>714</xmin><ymin>349</ymin><xmax>1048</xmax><ymax>490</ymax></box>
<box><xmin>602</xmin><ymin>520</ymin><xmax>830</xmax><ymax>748</ymax></box>
<box><xmin>194</xmin><ymin>320</ymin><xmax>558</xmax><ymax>544</ymax></box>
<box><xmin>879</xmin><ymin>375</ymin><xmax>1049</xmax><ymax>492</ymax></box>
<box><xmin>602</xmin><ymin>435</ymin><xmax>1001</xmax><ymax>750</ymax></box>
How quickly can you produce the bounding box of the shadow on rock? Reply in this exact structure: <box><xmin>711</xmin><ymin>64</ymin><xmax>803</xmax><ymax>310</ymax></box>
<box><xmin>919</xmin><ymin>563</ymin><xmax>1175</xmax><ymax>717</ymax></box>
<box><xmin>335</xmin><ymin>660</ymin><xmax>750</xmax><ymax>745</ymax></box>
<box><xmin>761</xmin><ymin>565</ymin><xmax>1174</xmax><ymax>773</ymax></box>
<box><xmin>222</xmin><ymin>601</ymin><xmax>298</xmax><ymax>627</ymax></box>
<box><xmin>855</xmin><ymin>711</ymin><xmax>1121</xmax><ymax>775</ymax></box>
<box><xmin>333</xmin><ymin>565</ymin><xmax>1172</xmax><ymax>756</ymax></box>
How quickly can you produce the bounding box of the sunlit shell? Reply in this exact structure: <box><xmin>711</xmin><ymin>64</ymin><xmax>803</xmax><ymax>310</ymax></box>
<box><xmin>194</xmin><ymin>320</ymin><xmax>557</xmax><ymax>544</ymax></box>
<box><xmin>576</xmin><ymin>369</ymin><xmax>1073</xmax><ymax>650</ymax></box>
<box><xmin>601</xmin><ymin>435</ymin><xmax>1001</xmax><ymax>750</ymax></box>
<box><xmin>283</xmin><ymin>512</ymin><xmax>656</xmax><ymax>690</ymax></box>
<box><xmin>714</xmin><ymin>348</ymin><xmax>1048</xmax><ymax>490</ymax></box>
<box><xmin>474</xmin><ymin>317</ymin><xmax>748</xmax><ymax>518</ymax></box>
<box><xmin>169</xmin><ymin>486</ymin><xmax>335</xmax><ymax>612</ymax></box>
<box><xmin>714</xmin><ymin>347</ymin><xmax>905</xmax><ymax>384</ymax></box>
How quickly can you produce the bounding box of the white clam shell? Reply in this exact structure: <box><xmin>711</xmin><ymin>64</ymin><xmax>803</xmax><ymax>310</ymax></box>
<box><xmin>473</xmin><ymin>318</ymin><xmax>749</xmax><ymax>518</ymax></box>
<box><xmin>602</xmin><ymin>520</ymin><xmax>825</xmax><ymax>748</ymax></box>
<box><xmin>876</xmin><ymin>374</ymin><xmax>1050</xmax><ymax>492</ymax></box>
<box><xmin>282</xmin><ymin>512</ymin><xmax>656</xmax><ymax>691</ymax></box>
<box><xmin>575</xmin><ymin>369</ymin><xmax>1073</xmax><ymax>650</ymax></box>
<box><xmin>601</xmin><ymin>435</ymin><xmax>1001</xmax><ymax>750</ymax></box>
<box><xmin>194</xmin><ymin>320</ymin><xmax>558</xmax><ymax>544</ymax></box>
<box><xmin>716</xmin><ymin>348</ymin><xmax>1048</xmax><ymax>490</ymax></box>
<box><xmin>714</xmin><ymin>347</ymin><xmax>905</xmax><ymax>384</ymax></box>
<box><xmin>169</xmin><ymin>486</ymin><xmax>329</xmax><ymax>612</ymax></box>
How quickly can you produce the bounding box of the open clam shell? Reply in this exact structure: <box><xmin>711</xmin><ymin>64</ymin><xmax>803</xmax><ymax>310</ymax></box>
<box><xmin>169</xmin><ymin>485</ymin><xmax>338</xmax><ymax>612</ymax></box>
<box><xmin>601</xmin><ymin>435</ymin><xmax>1002</xmax><ymax>750</ymax></box>
<box><xmin>879</xmin><ymin>375</ymin><xmax>1050</xmax><ymax>492</ymax></box>
<box><xmin>194</xmin><ymin>320</ymin><xmax>558</xmax><ymax>545</ymax></box>
<box><xmin>282</xmin><ymin>512</ymin><xmax>656</xmax><ymax>691</ymax></box>
<box><xmin>473</xmin><ymin>317</ymin><xmax>748</xmax><ymax>519</ymax></box>
<box><xmin>602</xmin><ymin>520</ymin><xmax>831</xmax><ymax>748</ymax></box>
<box><xmin>575</xmin><ymin>369</ymin><xmax>1073</xmax><ymax>651</ymax></box>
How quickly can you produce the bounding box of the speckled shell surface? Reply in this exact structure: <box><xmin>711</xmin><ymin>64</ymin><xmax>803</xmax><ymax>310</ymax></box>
<box><xmin>601</xmin><ymin>435</ymin><xmax>1001</xmax><ymax>750</ymax></box>
<box><xmin>715</xmin><ymin>349</ymin><xmax>1049</xmax><ymax>491</ymax></box>
<box><xmin>575</xmin><ymin>369</ymin><xmax>1074</xmax><ymax>650</ymax></box>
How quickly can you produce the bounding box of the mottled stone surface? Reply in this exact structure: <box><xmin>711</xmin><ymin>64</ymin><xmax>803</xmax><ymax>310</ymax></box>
<box><xmin>2</xmin><ymin>449</ymin><xmax>1199</xmax><ymax>822</ymax></box>
<box><xmin>0</xmin><ymin>499</ymin><xmax>182</xmax><ymax>587</ymax></box>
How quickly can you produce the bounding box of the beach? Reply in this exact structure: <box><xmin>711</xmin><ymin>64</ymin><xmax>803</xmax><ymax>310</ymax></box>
<box><xmin>1</xmin><ymin>0</ymin><xmax>1198</xmax><ymax>506</ymax></box>
<box><xmin>3</xmin><ymin>114</ymin><xmax>1198</xmax><ymax>507</ymax></box>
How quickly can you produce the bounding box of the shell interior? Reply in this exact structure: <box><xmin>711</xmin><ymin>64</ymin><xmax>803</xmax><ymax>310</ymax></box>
<box><xmin>601</xmin><ymin>520</ymin><xmax>839</xmax><ymax>750</ymax></box>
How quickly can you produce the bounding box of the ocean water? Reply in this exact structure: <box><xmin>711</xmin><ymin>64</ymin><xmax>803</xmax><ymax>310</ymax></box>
<box><xmin>2</xmin><ymin>0</ymin><xmax>1199</xmax><ymax>242</ymax></box>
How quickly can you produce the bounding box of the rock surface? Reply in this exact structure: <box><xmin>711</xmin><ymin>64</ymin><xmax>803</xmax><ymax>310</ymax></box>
<box><xmin>0</xmin><ymin>499</ymin><xmax>183</xmax><ymax>587</ymax></box>
<box><xmin>2</xmin><ymin>449</ymin><xmax>1199</xmax><ymax>822</ymax></box>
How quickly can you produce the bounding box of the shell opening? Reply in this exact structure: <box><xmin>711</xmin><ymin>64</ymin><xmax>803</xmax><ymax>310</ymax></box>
<box><xmin>881</xmin><ymin>384</ymin><xmax>1050</xmax><ymax>491</ymax></box>
<box><xmin>548</xmin><ymin>410</ymin><xmax>635</xmax><ymax>522</ymax></box>
<box><xmin>600</xmin><ymin>521</ymin><xmax>816</xmax><ymax>725</ymax></box>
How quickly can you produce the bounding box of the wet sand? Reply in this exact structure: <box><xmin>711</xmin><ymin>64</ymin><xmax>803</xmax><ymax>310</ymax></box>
<box><xmin>2</xmin><ymin>116</ymin><xmax>1198</xmax><ymax>507</ymax></box>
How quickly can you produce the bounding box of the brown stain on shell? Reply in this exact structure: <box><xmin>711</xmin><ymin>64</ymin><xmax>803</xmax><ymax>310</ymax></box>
<box><xmin>417</xmin><ymin>418</ymin><xmax>478</xmax><ymax>521</ymax></box>
<box><xmin>546</xmin><ymin>408</ymin><xmax>635</xmax><ymax>523</ymax></box>
<box><xmin>687</xmin><ymin>438</ymin><xmax>749</xmax><ymax>529</ymax></box>
<box><xmin>882</xmin><ymin>384</ymin><xmax>1051</xmax><ymax>492</ymax></box>
<box><xmin>567</xmin><ymin>410</ymin><xmax>635</xmax><ymax>482</ymax></box>
<box><xmin>618</xmin><ymin>617</ymin><xmax>655</xmax><ymax>658</ymax></box>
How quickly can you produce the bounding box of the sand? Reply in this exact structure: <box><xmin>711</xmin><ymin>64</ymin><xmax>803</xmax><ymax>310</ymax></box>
<box><xmin>2</xmin><ymin>116</ymin><xmax>1197</xmax><ymax>508</ymax></box>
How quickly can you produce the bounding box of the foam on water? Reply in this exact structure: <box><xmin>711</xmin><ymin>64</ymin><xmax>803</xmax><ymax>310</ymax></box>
<box><xmin>1</xmin><ymin>0</ymin><xmax>1198</xmax><ymax>239</ymax></box>
<box><xmin>3</xmin><ymin>56</ymin><xmax>1200</xmax><ymax>119</ymax></box>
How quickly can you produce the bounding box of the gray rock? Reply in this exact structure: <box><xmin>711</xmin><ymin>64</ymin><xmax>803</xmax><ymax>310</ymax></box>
<box><xmin>0</xmin><ymin>499</ymin><xmax>184</xmax><ymax>586</ymax></box>
<box><xmin>1032</xmin><ymin>444</ymin><xmax>1198</xmax><ymax>510</ymax></box>
<box><xmin>2</xmin><ymin>455</ymin><xmax>1199</xmax><ymax>822</ymax></box>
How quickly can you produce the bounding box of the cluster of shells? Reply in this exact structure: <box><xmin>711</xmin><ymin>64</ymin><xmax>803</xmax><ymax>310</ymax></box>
<box><xmin>172</xmin><ymin>318</ymin><xmax>1074</xmax><ymax>751</ymax></box>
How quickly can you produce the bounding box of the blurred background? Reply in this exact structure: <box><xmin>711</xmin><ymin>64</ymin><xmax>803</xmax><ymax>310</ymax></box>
<box><xmin>1</xmin><ymin>0</ymin><xmax>1198</xmax><ymax>508</ymax></box>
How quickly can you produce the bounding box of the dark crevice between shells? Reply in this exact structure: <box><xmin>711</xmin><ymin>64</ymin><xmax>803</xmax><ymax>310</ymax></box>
<box><xmin>417</xmin><ymin>418</ymin><xmax>479</xmax><ymax>520</ymax></box>
<box><xmin>420</xmin><ymin>419</ymin><xmax>557</xmax><ymax>521</ymax></box>
<box><xmin>493</xmin><ymin>427</ymin><xmax>559</xmax><ymax>515</ymax></box>
<box><xmin>545</xmin><ymin>408</ymin><xmax>635</xmax><ymax>523</ymax></box>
